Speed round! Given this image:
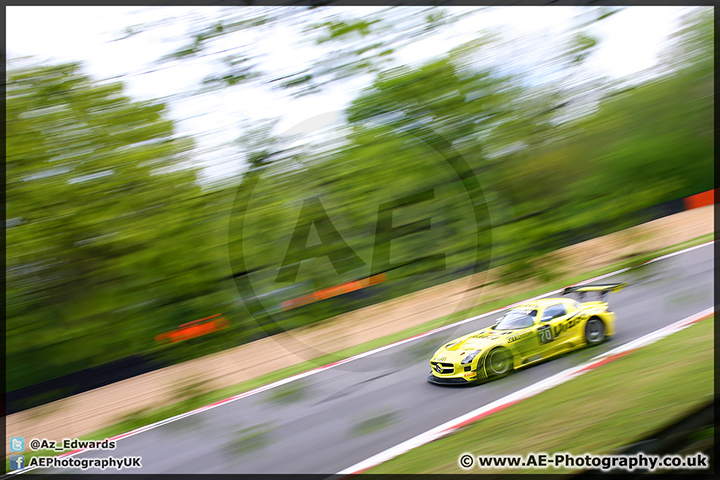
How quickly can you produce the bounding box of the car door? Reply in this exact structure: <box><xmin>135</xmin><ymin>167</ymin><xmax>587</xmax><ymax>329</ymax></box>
<box><xmin>535</xmin><ymin>303</ymin><xmax>569</xmax><ymax>355</ymax></box>
<box><xmin>500</xmin><ymin>309</ymin><xmax>539</xmax><ymax>366</ymax></box>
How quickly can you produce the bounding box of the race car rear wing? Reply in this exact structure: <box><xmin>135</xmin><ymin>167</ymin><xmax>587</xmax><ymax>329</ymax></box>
<box><xmin>562</xmin><ymin>283</ymin><xmax>627</xmax><ymax>302</ymax></box>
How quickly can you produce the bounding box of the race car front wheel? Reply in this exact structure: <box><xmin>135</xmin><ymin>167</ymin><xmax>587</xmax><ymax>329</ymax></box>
<box><xmin>485</xmin><ymin>348</ymin><xmax>512</xmax><ymax>378</ymax></box>
<box><xmin>584</xmin><ymin>317</ymin><xmax>606</xmax><ymax>346</ymax></box>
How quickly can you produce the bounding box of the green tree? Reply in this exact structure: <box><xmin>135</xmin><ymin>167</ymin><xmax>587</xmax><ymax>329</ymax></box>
<box><xmin>5</xmin><ymin>62</ymin><xmax>217</xmax><ymax>389</ymax></box>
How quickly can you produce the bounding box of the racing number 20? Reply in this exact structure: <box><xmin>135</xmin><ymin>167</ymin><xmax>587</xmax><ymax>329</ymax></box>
<box><xmin>537</xmin><ymin>325</ymin><xmax>553</xmax><ymax>344</ymax></box>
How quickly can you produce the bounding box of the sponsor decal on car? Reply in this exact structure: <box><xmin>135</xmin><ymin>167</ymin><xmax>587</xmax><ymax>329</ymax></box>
<box><xmin>507</xmin><ymin>331</ymin><xmax>533</xmax><ymax>343</ymax></box>
<box><xmin>510</xmin><ymin>305</ymin><xmax>537</xmax><ymax>315</ymax></box>
<box><xmin>552</xmin><ymin>314</ymin><xmax>586</xmax><ymax>337</ymax></box>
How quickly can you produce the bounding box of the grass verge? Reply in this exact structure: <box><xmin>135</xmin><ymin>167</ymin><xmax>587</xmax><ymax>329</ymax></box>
<box><xmin>10</xmin><ymin>232</ymin><xmax>713</xmax><ymax>470</ymax></box>
<box><xmin>370</xmin><ymin>315</ymin><xmax>714</xmax><ymax>474</ymax></box>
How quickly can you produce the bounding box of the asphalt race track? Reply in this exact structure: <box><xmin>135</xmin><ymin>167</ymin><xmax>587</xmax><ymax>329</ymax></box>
<box><xmin>33</xmin><ymin>243</ymin><xmax>713</xmax><ymax>475</ymax></box>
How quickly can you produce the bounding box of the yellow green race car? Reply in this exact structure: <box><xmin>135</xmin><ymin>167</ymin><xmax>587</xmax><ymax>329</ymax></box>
<box><xmin>428</xmin><ymin>283</ymin><xmax>626</xmax><ymax>385</ymax></box>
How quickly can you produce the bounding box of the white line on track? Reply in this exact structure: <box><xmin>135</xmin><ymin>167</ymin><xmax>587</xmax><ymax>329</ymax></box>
<box><xmin>336</xmin><ymin>306</ymin><xmax>714</xmax><ymax>475</ymax></box>
<box><xmin>9</xmin><ymin>240</ymin><xmax>713</xmax><ymax>475</ymax></box>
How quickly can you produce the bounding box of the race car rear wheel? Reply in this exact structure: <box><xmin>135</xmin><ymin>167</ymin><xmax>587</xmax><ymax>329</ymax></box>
<box><xmin>584</xmin><ymin>317</ymin><xmax>606</xmax><ymax>346</ymax></box>
<box><xmin>485</xmin><ymin>348</ymin><xmax>512</xmax><ymax>378</ymax></box>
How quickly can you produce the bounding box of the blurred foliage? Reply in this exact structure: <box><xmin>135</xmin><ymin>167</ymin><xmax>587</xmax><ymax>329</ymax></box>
<box><xmin>5</xmin><ymin>62</ymin><xmax>236</xmax><ymax>389</ymax></box>
<box><xmin>129</xmin><ymin>6</ymin><xmax>477</xmax><ymax>97</ymax></box>
<box><xmin>5</xmin><ymin>8</ymin><xmax>713</xmax><ymax>394</ymax></box>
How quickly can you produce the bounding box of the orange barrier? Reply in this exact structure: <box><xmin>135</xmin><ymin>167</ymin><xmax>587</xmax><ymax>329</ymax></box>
<box><xmin>155</xmin><ymin>314</ymin><xmax>229</xmax><ymax>344</ymax></box>
<box><xmin>281</xmin><ymin>273</ymin><xmax>388</xmax><ymax>311</ymax></box>
<box><xmin>684</xmin><ymin>189</ymin><xmax>715</xmax><ymax>210</ymax></box>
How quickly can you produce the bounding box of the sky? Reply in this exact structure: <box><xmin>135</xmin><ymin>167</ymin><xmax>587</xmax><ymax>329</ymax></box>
<box><xmin>6</xmin><ymin>6</ymin><xmax>697</xmax><ymax>183</ymax></box>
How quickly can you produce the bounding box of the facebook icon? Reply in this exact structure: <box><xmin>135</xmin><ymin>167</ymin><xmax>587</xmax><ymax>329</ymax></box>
<box><xmin>10</xmin><ymin>437</ymin><xmax>25</xmax><ymax>452</ymax></box>
<box><xmin>10</xmin><ymin>455</ymin><xmax>25</xmax><ymax>470</ymax></box>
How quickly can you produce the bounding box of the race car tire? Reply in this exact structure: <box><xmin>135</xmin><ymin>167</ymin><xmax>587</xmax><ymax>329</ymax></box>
<box><xmin>584</xmin><ymin>317</ymin><xmax>606</xmax><ymax>346</ymax></box>
<box><xmin>485</xmin><ymin>347</ymin><xmax>512</xmax><ymax>378</ymax></box>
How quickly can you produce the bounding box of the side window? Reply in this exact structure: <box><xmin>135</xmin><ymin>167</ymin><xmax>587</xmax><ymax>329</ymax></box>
<box><xmin>541</xmin><ymin>304</ymin><xmax>566</xmax><ymax>321</ymax></box>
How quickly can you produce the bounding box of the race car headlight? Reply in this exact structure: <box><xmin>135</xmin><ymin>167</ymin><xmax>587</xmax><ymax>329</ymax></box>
<box><xmin>461</xmin><ymin>350</ymin><xmax>481</xmax><ymax>365</ymax></box>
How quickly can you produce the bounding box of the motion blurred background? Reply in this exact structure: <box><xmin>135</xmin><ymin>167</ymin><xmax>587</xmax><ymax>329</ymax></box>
<box><xmin>5</xmin><ymin>6</ymin><xmax>713</xmax><ymax>411</ymax></box>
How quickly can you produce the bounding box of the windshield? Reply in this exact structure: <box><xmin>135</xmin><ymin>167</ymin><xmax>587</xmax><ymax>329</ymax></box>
<box><xmin>495</xmin><ymin>308</ymin><xmax>537</xmax><ymax>330</ymax></box>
